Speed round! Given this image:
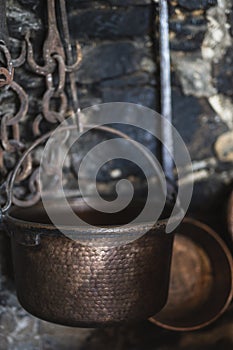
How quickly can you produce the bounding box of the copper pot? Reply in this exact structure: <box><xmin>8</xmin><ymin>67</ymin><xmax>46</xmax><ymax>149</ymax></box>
<box><xmin>150</xmin><ymin>218</ymin><xmax>233</xmax><ymax>331</ymax></box>
<box><xmin>5</xmin><ymin>199</ymin><xmax>175</xmax><ymax>327</ymax></box>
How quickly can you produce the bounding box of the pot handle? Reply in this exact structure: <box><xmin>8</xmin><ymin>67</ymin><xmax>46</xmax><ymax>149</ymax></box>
<box><xmin>0</xmin><ymin>123</ymin><xmax>169</xmax><ymax>221</ymax></box>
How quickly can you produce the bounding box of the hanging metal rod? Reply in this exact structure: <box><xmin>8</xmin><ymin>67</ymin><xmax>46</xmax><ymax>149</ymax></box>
<box><xmin>159</xmin><ymin>0</ymin><xmax>174</xmax><ymax>182</ymax></box>
<box><xmin>59</xmin><ymin>0</ymin><xmax>83</xmax><ymax>132</ymax></box>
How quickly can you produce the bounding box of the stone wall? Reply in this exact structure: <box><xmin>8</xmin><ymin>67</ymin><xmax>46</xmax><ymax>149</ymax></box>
<box><xmin>3</xmin><ymin>0</ymin><xmax>232</xmax><ymax>207</ymax></box>
<box><xmin>0</xmin><ymin>0</ymin><xmax>233</xmax><ymax>349</ymax></box>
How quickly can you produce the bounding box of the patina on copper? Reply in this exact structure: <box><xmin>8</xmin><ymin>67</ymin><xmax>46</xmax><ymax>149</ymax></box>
<box><xmin>5</xmin><ymin>198</ymin><xmax>176</xmax><ymax>327</ymax></box>
<box><xmin>149</xmin><ymin>218</ymin><xmax>233</xmax><ymax>331</ymax></box>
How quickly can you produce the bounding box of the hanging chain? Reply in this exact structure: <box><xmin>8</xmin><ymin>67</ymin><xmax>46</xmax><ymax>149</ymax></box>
<box><xmin>0</xmin><ymin>0</ymin><xmax>34</xmax><ymax>207</ymax></box>
<box><xmin>0</xmin><ymin>0</ymin><xmax>13</xmax><ymax>86</ymax></box>
<box><xmin>1</xmin><ymin>0</ymin><xmax>178</xmax><ymax>214</ymax></box>
<box><xmin>25</xmin><ymin>0</ymin><xmax>82</xmax><ymax>129</ymax></box>
<box><xmin>0</xmin><ymin>0</ymin><xmax>82</xmax><ymax>208</ymax></box>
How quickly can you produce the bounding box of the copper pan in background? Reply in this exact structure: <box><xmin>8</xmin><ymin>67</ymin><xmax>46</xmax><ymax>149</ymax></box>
<box><xmin>149</xmin><ymin>218</ymin><xmax>233</xmax><ymax>331</ymax></box>
<box><xmin>227</xmin><ymin>191</ymin><xmax>233</xmax><ymax>242</ymax></box>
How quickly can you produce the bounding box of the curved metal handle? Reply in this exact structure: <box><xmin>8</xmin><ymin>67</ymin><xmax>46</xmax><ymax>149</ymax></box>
<box><xmin>1</xmin><ymin>123</ymin><xmax>168</xmax><ymax>216</ymax></box>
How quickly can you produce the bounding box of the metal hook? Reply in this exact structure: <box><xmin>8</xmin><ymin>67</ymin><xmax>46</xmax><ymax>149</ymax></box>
<box><xmin>0</xmin><ymin>44</ymin><xmax>14</xmax><ymax>86</ymax></box>
<box><xmin>65</xmin><ymin>42</ymin><xmax>82</xmax><ymax>73</ymax></box>
<box><xmin>5</xmin><ymin>80</ymin><xmax>29</xmax><ymax>126</ymax></box>
<box><xmin>12</xmin><ymin>41</ymin><xmax>26</xmax><ymax>68</ymax></box>
<box><xmin>25</xmin><ymin>31</ymin><xmax>53</xmax><ymax>76</ymax></box>
<box><xmin>25</xmin><ymin>0</ymin><xmax>65</xmax><ymax>76</ymax></box>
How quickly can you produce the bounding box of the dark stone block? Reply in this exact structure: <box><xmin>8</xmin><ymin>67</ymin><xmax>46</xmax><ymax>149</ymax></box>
<box><xmin>71</xmin><ymin>83</ymin><xmax>158</xmax><ymax>181</ymax></box>
<box><xmin>78</xmin><ymin>86</ymin><xmax>102</xmax><ymax>108</ymax></box>
<box><xmin>66</xmin><ymin>0</ymin><xmax>151</xmax><ymax>11</ymax></box>
<box><xmin>76</xmin><ymin>42</ymin><xmax>143</xmax><ymax>83</ymax></box>
<box><xmin>70</xmin><ymin>122</ymin><xmax>158</xmax><ymax>183</ymax></box>
<box><xmin>171</xmin><ymin>14</ymin><xmax>207</xmax><ymax>28</ymax></box>
<box><xmin>213</xmin><ymin>47</ymin><xmax>233</xmax><ymax>96</ymax></box>
<box><xmin>7</xmin><ymin>3</ymin><xmax>42</xmax><ymax>40</ymax></box>
<box><xmin>172</xmin><ymin>88</ymin><xmax>202</xmax><ymax>144</ymax></box>
<box><xmin>170</xmin><ymin>16</ymin><xmax>206</xmax><ymax>51</ymax></box>
<box><xmin>100</xmin><ymin>72</ymin><xmax>155</xmax><ymax>88</ymax></box>
<box><xmin>14</xmin><ymin>67</ymin><xmax>44</xmax><ymax>90</ymax></box>
<box><xmin>171</xmin><ymin>31</ymin><xmax>206</xmax><ymax>51</ymax></box>
<box><xmin>189</xmin><ymin>176</ymin><xmax>228</xmax><ymax>213</ymax></box>
<box><xmin>176</xmin><ymin>0</ymin><xmax>217</xmax><ymax>11</ymax></box>
<box><xmin>107</xmin><ymin>0</ymin><xmax>152</xmax><ymax>6</ymax></box>
<box><xmin>17</xmin><ymin>0</ymin><xmax>40</xmax><ymax>9</ymax></box>
<box><xmin>101</xmin><ymin>85</ymin><xmax>157</xmax><ymax>110</ymax></box>
<box><xmin>66</xmin><ymin>1</ymin><xmax>105</xmax><ymax>11</ymax></box>
<box><xmin>68</xmin><ymin>7</ymin><xmax>151</xmax><ymax>39</ymax></box>
<box><xmin>172</xmin><ymin>88</ymin><xmax>227</xmax><ymax>160</ymax></box>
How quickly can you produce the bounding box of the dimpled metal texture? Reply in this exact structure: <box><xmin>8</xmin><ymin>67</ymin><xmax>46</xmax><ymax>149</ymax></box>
<box><xmin>7</xmin><ymin>203</ymin><xmax>174</xmax><ymax>327</ymax></box>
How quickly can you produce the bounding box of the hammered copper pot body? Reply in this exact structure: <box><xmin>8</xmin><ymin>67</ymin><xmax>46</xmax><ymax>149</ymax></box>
<box><xmin>6</xmin><ymin>200</ymin><xmax>174</xmax><ymax>327</ymax></box>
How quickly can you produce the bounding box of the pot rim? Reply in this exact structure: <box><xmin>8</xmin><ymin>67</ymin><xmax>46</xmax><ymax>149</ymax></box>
<box><xmin>5</xmin><ymin>198</ymin><xmax>180</xmax><ymax>235</ymax></box>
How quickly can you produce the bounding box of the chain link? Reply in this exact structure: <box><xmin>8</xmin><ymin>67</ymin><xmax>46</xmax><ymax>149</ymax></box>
<box><xmin>42</xmin><ymin>53</ymin><xmax>68</xmax><ymax>124</ymax></box>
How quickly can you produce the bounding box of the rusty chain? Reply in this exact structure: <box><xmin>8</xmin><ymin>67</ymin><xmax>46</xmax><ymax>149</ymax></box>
<box><xmin>26</xmin><ymin>0</ymin><xmax>82</xmax><ymax>128</ymax></box>
<box><xmin>0</xmin><ymin>0</ymin><xmax>178</xmax><ymax>215</ymax></box>
<box><xmin>0</xmin><ymin>0</ymin><xmax>34</xmax><ymax>207</ymax></box>
<box><xmin>1</xmin><ymin>0</ymin><xmax>82</xmax><ymax>208</ymax></box>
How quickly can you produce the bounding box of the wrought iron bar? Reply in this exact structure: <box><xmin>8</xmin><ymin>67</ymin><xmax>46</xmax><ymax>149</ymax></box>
<box><xmin>159</xmin><ymin>0</ymin><xmax>174</xmax><ymax>183</ymax></box>
<box><xmin>59</xmin><ymin>0</ymin><xmax>83</xmax><ymax>132</ymax></box>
